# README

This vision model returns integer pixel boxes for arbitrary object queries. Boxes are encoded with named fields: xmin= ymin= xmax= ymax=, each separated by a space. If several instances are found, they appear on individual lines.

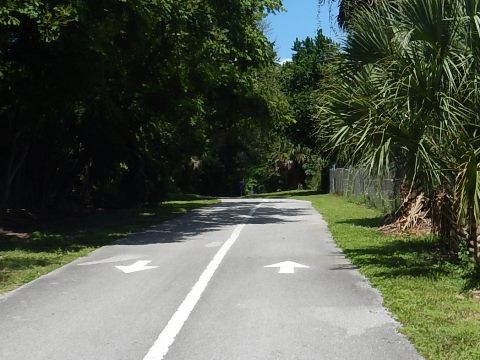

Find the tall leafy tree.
xmin=0 ymin=0 xmax=285 ymax=216
xmin=281 ymin=29 xmax=337 ymax=148
xmin=275 ymin=30 xmax=337 ymax=190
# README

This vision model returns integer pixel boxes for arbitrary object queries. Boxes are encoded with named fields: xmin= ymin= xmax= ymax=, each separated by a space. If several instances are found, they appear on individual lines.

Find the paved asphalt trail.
xmin=0 ymin=199 xmax=422 ymax=360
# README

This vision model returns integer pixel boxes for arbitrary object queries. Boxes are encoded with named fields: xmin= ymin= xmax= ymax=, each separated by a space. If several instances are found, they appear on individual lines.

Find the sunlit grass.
xmin=0 ymin=196 xmax=218 ymax=293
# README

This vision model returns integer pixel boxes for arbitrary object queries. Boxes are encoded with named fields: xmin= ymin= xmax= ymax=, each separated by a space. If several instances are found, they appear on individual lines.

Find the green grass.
xmin=0 ymin=196 xmax=218 ymax=294
xmin=284 ymin=193 xmax=480 ymax=360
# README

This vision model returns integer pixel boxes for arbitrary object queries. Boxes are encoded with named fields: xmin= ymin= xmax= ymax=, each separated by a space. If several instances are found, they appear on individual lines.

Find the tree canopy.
xmin=0 ymin=0 xmax=288 ymax=215
xmin=245 ymin=30 xmax=337 ymax=193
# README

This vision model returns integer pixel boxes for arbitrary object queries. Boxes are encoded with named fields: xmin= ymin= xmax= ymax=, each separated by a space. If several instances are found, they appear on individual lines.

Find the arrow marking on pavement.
xmin=143 ymin=204 xmax=262 ymax=360
xmin=264 ymin=261 xmax=310 ymax=274
xmin=115 ymin=260 xmax=158 ymax=274
xmin=78 ymin=254 xmax=144 ymax=266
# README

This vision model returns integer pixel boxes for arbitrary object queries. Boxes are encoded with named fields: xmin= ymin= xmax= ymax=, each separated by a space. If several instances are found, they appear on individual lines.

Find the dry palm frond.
xmin=379 ymin=193 xmax=431 ymax=235
xmin=402 ymin=193 xmax=429 ymax=230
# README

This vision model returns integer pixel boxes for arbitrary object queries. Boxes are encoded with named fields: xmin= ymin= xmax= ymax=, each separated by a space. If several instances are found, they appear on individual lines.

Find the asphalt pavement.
xmin=0 ymin=198 xmax=422 ymax=360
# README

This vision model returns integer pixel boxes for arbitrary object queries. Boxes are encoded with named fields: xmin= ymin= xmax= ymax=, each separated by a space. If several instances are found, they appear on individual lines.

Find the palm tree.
xmin=317 ymin=0 xmax=480 ymax=261
xmin=319 ymin=0 xmax=384 ymax=28
xmin=272 ymin=140 xmax=311 ymax=190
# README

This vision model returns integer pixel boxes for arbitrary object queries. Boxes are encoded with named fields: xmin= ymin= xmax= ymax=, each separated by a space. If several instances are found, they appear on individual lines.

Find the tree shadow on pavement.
xmin=1 ymin=198 xmax=308 ymax=292
xmin=117 ymin=200 xmax=311 ymax=245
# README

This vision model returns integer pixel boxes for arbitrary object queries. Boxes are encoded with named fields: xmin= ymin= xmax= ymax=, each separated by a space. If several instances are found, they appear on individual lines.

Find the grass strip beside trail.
xmin=0 ymin=196 xmax=218 ymax=294
xmin=253 ymin=191 xmax=480 ymax=360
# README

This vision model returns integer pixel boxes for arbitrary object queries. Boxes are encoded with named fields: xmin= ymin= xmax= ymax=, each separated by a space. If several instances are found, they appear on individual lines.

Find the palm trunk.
xmin=467 ymin=205 xmax=479 ymax=262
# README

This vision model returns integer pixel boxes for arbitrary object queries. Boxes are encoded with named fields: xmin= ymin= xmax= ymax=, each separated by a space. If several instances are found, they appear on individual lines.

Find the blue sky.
xmin=267 ymin=0 xmax=342 ymax=62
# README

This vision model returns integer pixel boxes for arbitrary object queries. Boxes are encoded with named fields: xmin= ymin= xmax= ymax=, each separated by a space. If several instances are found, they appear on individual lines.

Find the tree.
xmin=317 ymin=0 xmax=480 ymax=260
xmin=274 ymin=30 xmax=337 ymax=191
xmin=281 ymin=30 xmax=338 ymax=148
xmin=0 ymin=0 xmax=285 ymax=218
xmin=319 ymin=0 xmax=384 ymax=28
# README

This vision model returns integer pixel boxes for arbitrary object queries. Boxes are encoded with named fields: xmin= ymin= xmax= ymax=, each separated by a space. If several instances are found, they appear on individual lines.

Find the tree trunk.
xmin=0 ymin=134 xmax=29 ymax=225
xmin=468 ymin=205 xmax=479 ymax=262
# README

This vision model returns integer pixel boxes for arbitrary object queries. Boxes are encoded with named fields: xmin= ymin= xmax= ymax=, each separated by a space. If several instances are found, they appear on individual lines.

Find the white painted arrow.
xmin=78 ymin=254 xmax=144 ymax=266
xmin=264 ymin=261 xmax=310 ymax=274
xmin=115 ymin=260 xmax=158 ymax=274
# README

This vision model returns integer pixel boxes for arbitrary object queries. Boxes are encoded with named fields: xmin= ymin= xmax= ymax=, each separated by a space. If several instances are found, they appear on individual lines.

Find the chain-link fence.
xmin=329 ymin=166 xmax=400 ymax=211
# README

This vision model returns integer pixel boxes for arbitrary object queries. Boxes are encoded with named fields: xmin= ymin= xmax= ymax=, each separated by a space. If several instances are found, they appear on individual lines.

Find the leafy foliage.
xmin=318 ymin=0 xmax=383 ymax=28
xmin=317 ymin=0 xmax=480 ymax=260
xmin=0 ymin=0 xmax=286 ymax=216
xmin=247 ymin=30 xmax=338 ymax=193
xmin=281 ymin=30 xmax=338 ymax=148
